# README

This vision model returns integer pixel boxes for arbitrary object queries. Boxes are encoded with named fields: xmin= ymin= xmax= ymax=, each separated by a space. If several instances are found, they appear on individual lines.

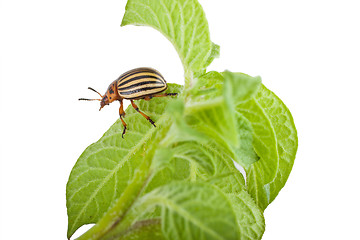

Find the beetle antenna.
xmin=88 ymin=87 xmax=103 ymax=98
xmin=78 ymin=98 xmax=101 ymax=101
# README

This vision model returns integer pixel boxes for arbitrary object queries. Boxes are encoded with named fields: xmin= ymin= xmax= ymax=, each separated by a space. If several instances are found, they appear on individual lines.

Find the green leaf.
xmin=237 ymin=94 xmax=279 ymax=184
xmin=227 ymin=192 xmax=265 ymax=240
xmin=171 ymin=142 xmax=216 ymax=176
xmin=146 ymin=158 xmax=191 ymax=193
xmin=151 ymin=147 xmax=174 ymax=171
xmin=190 ymin=71 xmax=224 ymax=101
xmin=186 ymin=71 xmax=260 ymax=168
xmin=66 ymin=84 xmax=182 ymax=238
xmin=148 ymin=133 xmax=247 ymax=196
xmin=162 ymin=99 xmax=209 ymax=145
xmin=239 ymin=84 xmax=298 ymax=210
xmin=203 ymin=43 xmax=220 ymax=69
xmin=199 ymin=144 xmax=246 ymax=191
xmin=135 ymin=182 xmax=240 ymax=240
xmin=197 ymin=147 xmax=265 ymax=240
xmin=121 ymin=142 xmax=247 ymax=235
xmin=124 ymin=153 xmax=265 ymax=240
xmin=191 ymin=71 xmax=261 ymax=103
xmin=121 ymin=0 xmax=218 ymax=75
xmin=223 ymin=71 xmax=262 ymax=103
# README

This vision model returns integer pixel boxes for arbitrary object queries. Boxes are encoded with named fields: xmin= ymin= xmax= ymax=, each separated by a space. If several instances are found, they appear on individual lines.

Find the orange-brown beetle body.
xmin=79 ymin=67 xmax=177 ymax=137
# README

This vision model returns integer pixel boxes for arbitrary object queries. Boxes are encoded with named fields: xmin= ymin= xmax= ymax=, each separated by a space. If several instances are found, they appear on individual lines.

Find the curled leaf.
xmin=121 ymin=0 xmax=218 ymax=76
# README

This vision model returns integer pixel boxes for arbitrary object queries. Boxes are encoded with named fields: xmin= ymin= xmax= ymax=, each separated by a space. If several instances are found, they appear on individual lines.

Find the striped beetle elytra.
xmin=79 ymin=67 xmax=178 ymax=138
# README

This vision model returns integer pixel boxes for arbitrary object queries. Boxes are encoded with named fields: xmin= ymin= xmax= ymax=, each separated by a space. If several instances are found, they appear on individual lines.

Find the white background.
xmin=1 ymin=0 xmax=359 ymax=239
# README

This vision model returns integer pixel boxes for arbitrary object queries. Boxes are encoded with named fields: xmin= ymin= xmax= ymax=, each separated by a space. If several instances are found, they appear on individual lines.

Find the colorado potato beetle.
xmin=79 ymin=67 xmax=178 ymax=137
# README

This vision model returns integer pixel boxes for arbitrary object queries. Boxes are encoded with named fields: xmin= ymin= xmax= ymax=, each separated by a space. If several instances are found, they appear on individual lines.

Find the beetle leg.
xmin=143 ymin=93 xmax=178 ymax=101
xmin=143 ymin=96 xmax=152 ymax=101
xmin=119 ymin=100 xmax=127 ymax=138
xmin=130 ymin=100 xmax=156 ymax=127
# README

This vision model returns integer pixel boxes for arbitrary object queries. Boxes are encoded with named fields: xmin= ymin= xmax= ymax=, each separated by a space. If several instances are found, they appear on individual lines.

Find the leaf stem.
xmin=105 ymin=219 xmax=162 ymax=240
xmin=184 ymin=69 xmax=193 ymax=90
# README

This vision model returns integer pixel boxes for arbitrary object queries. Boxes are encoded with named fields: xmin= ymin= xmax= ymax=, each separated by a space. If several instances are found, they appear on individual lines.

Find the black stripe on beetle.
xmin=119 ymin=86 xmax=166 ymax=95
xmin=117 ymin=80 xmax=164 ymax=91
xmin=118 ymin=75 xmax=163 ymax=87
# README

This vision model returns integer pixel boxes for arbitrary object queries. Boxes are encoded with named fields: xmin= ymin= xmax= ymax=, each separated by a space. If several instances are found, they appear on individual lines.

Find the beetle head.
xmin=99 ymin=81 xmax=119 ymax=111
xmin=79 ymin=81 xmax=120 ymax=111
xmin=99 ymin=95 xmax=109 ymax=110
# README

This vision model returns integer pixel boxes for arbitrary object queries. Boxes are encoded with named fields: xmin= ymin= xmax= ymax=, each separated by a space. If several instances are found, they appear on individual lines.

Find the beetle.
xmin=79 ymin=67 xmax=178 ymax=138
